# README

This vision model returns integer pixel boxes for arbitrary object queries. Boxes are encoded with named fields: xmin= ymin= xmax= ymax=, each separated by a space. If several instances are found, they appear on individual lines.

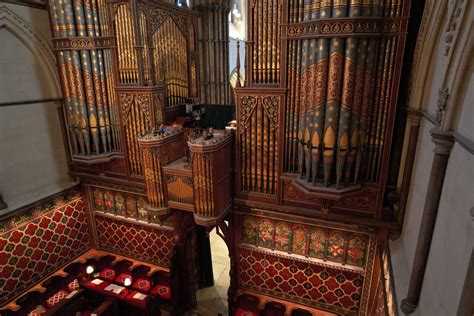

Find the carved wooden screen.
xmin=48 ymin=0 xmax=122 ymax=161
xmin=239 ymin=94 xmax=282 ymax=195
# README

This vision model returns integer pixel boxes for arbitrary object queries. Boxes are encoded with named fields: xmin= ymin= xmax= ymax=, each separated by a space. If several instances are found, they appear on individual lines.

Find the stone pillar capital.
xmin=430 ymin=128 xmax=454 ymax=155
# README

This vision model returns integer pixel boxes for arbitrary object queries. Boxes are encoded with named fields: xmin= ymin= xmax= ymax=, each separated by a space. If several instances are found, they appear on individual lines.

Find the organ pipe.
xmin=48 ymin=0 xmax=119 ymax=161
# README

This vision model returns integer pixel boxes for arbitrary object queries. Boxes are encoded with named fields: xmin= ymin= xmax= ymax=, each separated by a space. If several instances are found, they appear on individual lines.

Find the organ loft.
xmin=1 ymin=0 xmax=473 ymax=316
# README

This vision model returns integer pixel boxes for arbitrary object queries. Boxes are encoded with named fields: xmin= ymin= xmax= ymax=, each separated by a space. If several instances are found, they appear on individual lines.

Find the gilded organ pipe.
xmin=48 ymin=0 xmax=119 ymax=160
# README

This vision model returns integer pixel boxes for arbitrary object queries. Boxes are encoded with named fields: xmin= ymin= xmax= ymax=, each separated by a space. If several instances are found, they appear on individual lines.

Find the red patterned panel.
xmin=95 ymin=215 xmax=175 ymax=267
xmin=0 ymin=195 xmax=91 ymax=305
xmin=238 ymin=248 xmax=363 ymax=314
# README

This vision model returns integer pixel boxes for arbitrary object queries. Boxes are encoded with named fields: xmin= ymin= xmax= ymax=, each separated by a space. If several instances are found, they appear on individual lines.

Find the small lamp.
xmin=86 ymin=265 xmax=94 ymax=274
xmin=123 ymin=277 xmax=132 ymax=287
xmin=86 ymin=265 xmax=94 ymax=280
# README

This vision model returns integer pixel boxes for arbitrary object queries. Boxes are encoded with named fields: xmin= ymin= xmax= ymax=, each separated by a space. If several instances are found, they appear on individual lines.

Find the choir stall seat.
xmin=291 ymin=308 xmax=313 ymax=316
xmin=263 ymin=301 xmax=286 ymax=316
xmin=93 ymin=256 xmax=117 ymax=282
xmin=130 ymin=265 xmax=152 ymax=293
xmin=234 ymin=294 xmax=260 ymax=316
xmin=150 ymin=270 xmax=172 ymax=301
xmin=80 ymin=298 xmax=118 ymax=316
xmin=15 ymin=291 xmax=47 ymax=316
xmin=63 ymin=262 xmax=84 ymax=291
xmin=42 ymin=275 xmax=70 ymax=308
xmin=112 ymin=259 xmax=134 ymax=286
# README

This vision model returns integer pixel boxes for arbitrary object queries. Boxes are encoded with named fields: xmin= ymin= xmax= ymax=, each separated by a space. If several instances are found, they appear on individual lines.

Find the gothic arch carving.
xmin=0 ymin=5 xmax=61 ymax=97
xmin=407 ymin=0 xmax=447 ymax=111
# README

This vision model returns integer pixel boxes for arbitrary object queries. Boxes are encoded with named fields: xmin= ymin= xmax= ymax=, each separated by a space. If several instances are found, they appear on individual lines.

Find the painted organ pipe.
xmin=48 ymin=0 xmax=119 ymax=160
xmin=115 ymin=3 xmax=139 ymax=84
xmin=286 ymin=0 xmax=402 ymax=188
xmin=193 ymin=0 xmax=231 ymax=105
xmin=248 ymin=0 xmax=281 ymax=84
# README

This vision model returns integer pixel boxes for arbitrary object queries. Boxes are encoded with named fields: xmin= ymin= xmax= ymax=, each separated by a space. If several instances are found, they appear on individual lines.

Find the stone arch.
xmin=407 ymin=0 xmax=447 ymax=111
xmin=0 ymin=5 xmax=61 ymax=97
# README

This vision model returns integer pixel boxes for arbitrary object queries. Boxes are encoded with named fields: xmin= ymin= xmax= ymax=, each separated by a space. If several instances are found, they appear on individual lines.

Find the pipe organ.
xmin=236 ymin=0 xmax=410 ymax=216
xmin=41 ymin=0 xmax=417 ymax=314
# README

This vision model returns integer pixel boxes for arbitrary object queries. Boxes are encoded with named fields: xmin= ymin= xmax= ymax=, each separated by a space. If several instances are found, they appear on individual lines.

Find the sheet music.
xmin=91 ymin=279 xmax=103 ymax=285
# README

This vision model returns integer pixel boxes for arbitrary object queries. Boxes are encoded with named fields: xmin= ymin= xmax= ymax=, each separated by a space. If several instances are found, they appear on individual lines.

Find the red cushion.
xmin=84 ymin=279 xmax=129 ymax=299
xmin=115 ymin=273 xmax=132 ymax=286
xmin=68 ymin=278 xmax=80 ymax=291
xmin=151 ymin=284 xmax=171 ymax=300
xmin=28 ymin=305 xmax=47 ymax=316
xmin=235 ymin=308 xmax=258 ymax=316
xmin=99 ymin=268 xmax=116 ymax=282
xmin=132 ymin=278 xmax=151 ymax=293
xmin=125 ymin=290 xmax=149 ymax=310
xmin=46 ymin=289 xmax=69 ymax=308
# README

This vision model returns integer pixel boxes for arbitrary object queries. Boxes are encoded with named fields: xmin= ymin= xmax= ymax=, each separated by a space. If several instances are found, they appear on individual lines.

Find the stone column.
xmin=394 ymin=111 xmax=421 ymax=236
xmin=401 ymin=128 xmax=454 ymax=314
xmin=192 ymin=0 xmax=231 ymax=105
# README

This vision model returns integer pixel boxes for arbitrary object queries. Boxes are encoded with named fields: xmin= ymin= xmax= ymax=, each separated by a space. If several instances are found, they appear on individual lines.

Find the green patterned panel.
xmin=291 ymin=224 xmax=307 ymax=255
xmin=274 ymin=221 xmax=291 ymax=252
xmin=257 ymin=219 xmax=273 ymax=248
xmin=309 ymin=227 xmax=327 ymax=260
xmin=126 ymin=196 xmax=137 ymax=217
xmin=114 ymin=193 xmax=125 ymax=216
xmin=346 ymin=234 xmax=368 ymax=267
xmin=104 ymin=191 xmax=115 ymax=213
xmin=242 ymin=215 xmax=258 ymax=245
xmin=327 ymin=231 xmax=345 ymax=263
xmin=93 ymin=189 xmax=104 ymax=211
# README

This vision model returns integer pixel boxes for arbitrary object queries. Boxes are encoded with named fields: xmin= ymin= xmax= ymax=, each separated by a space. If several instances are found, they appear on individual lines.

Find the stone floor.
xmin=185 ymin=228 xmax=230 ymax=316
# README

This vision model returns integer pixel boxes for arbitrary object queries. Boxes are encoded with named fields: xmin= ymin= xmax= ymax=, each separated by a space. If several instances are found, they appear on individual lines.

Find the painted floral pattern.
xmin=274 ymin=221 xmax=291 ymax=252
xmin=115 ymin=194 xmax=125 ymax=215
xmin=93 ymin=189 xmax=104 ymax=211
xmin=126 ymin=196 xmax=137 ymax=217
xmin=104 ymin=191 xmax=114 ymax=213
xmin=310 ymin=227 xmax=327 ymax=259
xmin=346 ymin=234 xmax=368 ymax=266
xmin=292 ymin=225 xmax=307 ymax=255
xmin=327 ymin=232 xmax=345 ymax=262
xmin=242 ymin=216 xmax=258 ymax=245
xmin=258 ymin=219 xmax=273 ymax=248
xmin=137 ymin=198 xmax=148 ymax=220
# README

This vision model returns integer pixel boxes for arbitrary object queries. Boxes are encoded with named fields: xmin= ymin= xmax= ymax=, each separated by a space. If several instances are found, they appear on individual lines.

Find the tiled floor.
xmin=188 ymin=228 xmax=230 ymax=315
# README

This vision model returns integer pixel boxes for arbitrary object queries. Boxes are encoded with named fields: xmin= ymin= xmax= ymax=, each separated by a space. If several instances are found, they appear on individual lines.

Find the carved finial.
xmin=435 ymin=85 xmax=449 ymax=126
xmin=236 ymin=41 xmax=241 ymax=88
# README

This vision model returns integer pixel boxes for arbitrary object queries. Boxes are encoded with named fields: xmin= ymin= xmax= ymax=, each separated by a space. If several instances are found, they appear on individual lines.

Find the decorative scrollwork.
xmin=262 ymin=96 xmax=279 ymax=131
xmin=119 ymin=93 xmax=134 ymax=124
xmin=286 ymin=18 xmax=405 ymax=39
xmin=52 ymin=37 xmax=115 ymax=50
xmin=240 ymin=96 xmax=257 ymax=132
